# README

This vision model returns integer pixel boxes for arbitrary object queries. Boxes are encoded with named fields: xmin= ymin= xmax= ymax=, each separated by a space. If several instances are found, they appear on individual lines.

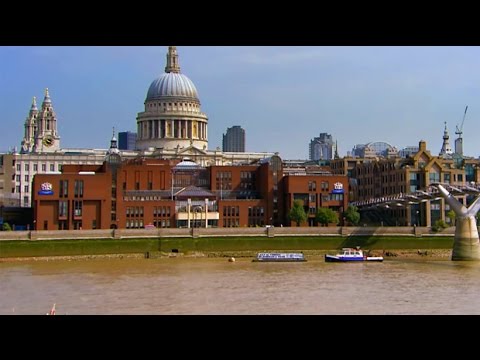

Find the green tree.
xmin=316 ymin=208 xmax=339 ymax=226
xmin=446 ymin=210 xmax=456 ymax=226
xmin=432 ymin=219 xmax=448 ymax=232
xmin=343 ymin=205 xmax=360 ymax=226
xmin=288 ymin=200 xmax=307 ymax=227
xmin=2 ymin=222 xmax=12 ymax=231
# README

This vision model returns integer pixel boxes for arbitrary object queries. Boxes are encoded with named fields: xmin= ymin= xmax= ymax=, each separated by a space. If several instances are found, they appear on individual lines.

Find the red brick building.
xmin=32 ymin=155 xmax=348 ymax=230
xmin=283 ymin=174 xmax=349 ymax=226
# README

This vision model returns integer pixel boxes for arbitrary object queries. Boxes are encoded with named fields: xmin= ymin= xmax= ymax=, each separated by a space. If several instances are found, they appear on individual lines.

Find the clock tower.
xmin=32 ymin=88 xmax=61 ymax=153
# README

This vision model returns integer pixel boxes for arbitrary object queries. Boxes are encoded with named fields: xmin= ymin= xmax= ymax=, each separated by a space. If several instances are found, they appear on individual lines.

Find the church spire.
xmin=439 ymin=121 xmax=453 ymax=157
xmin=165 ymin=46 xmax=181 ymax=74
xmin=106 ymin=126 xmax=121 ymax=162
xmin=43 ymin=88 xmax=51 ymax=104
xmin=110 ymin=127 xmax=118 ymax=149
xmin=31 ymin=96 xmax=38 ymax=111
xmin=21 ymin=96 xmax=39 ymax=153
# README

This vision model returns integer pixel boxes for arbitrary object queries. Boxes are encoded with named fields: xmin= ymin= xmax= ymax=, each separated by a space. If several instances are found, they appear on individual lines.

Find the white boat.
xmin=253 ymin=252 xmax=306 ymax=262
xmin=325 ymin=248 xmax=383 ymax=262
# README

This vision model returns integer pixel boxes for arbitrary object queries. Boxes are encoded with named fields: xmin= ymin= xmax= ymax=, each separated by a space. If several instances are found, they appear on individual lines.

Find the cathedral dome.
xmin=136 ymin=46 xmax=208 ymax=152
xmin=145 ymin=46 xmax=199 ymax=102
xmin=146 ymin=72 xmax=198 ymax=101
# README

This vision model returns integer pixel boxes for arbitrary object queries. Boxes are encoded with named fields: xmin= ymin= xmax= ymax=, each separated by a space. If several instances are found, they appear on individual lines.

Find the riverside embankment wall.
xmin=0 ymin=226 xmax=457 ymax=242
xmin=0 ymin=226 xmax=459 ymax=258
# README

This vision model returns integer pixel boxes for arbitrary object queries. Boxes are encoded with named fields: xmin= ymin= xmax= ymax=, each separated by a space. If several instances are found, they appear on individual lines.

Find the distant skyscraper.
xmin=223 ymin=126 xmax=245 ymax=152
xmin=398 ymin=146 xmax=419 ymax=158
xmin=119 ymin=131 xmax=137 ymax=150
xmin=309 ymin=133 xmax=334 ymax=161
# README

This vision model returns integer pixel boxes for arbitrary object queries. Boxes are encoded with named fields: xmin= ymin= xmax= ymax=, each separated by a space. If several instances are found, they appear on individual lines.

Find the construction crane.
xmin=454 ymin=105 xmax=468 ymax=156
xmin=455 ymin=105 xmax=468 ymax=137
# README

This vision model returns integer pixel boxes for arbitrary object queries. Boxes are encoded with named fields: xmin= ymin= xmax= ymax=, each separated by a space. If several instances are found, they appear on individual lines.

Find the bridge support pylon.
xmin=452 ymin=216 xmax=480 ymax=260
xmin=436 ymin=184 xmax=480 ymax=261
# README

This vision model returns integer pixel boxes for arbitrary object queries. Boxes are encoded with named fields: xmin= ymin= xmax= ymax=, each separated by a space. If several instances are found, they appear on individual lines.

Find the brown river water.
xmin=1 ymin=256 xmax=480 ymax=315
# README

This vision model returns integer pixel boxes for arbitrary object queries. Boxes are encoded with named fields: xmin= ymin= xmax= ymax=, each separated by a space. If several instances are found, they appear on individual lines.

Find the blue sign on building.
xmin=38 ymin=182 xmax=54 ymax=195
xmin=332 ymin=182 xmax=344 ymax=194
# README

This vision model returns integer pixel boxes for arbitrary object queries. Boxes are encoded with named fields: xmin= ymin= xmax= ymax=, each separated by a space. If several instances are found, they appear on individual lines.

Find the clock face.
xmin=43 ymin=136 xmax=54 ymax=147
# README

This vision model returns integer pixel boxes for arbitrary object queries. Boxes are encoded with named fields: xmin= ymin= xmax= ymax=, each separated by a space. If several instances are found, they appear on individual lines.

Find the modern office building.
xmin=309 ymin=133 xmax=334 ymax=161
xmin=118 ymin=131 xmax=137 ymax=150
xmin=222 ymin=126 xmax=245 ymax=152
xmin=398 ymin=146 xmax=419 ymax=158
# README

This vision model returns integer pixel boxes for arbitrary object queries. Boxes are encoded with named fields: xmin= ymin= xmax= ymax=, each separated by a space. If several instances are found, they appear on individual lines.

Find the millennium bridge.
xmin=352 ymin=183 xmax=480 ymax=261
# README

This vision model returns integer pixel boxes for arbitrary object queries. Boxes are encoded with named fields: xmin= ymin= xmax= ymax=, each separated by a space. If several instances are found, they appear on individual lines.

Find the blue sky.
xmin=1 ymin=46 xmax=479 ymax=159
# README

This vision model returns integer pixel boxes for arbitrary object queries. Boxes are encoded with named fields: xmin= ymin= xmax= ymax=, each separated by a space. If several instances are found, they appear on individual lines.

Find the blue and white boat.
xmin=325 ymin=248 xmax=383 ymax=262
xmin=253 ymin=252 xmax=306 ymax=262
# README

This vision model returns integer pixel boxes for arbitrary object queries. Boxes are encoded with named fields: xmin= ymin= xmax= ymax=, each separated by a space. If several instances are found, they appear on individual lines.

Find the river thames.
xmin=1 ymin=256 xmax=479 ymax=315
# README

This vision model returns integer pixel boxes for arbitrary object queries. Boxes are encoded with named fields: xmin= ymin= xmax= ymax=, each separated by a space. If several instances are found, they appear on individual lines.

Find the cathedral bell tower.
xmin=33 ymin=88 xmax=61 ymax=153
xmin=21 ymin=96 xmax=38 ymax=153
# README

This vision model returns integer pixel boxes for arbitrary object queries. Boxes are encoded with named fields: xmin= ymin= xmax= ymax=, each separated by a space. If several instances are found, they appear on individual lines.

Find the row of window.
xmin=57 ymin=200 xmax=84 ymax=217
xmin=248 ymin=206 xmax=264 ymax=217
xmin=15 ymin=185 xmax=29 ymax=193
xmin=240 ymin=171 xmax=255 ymax=180
xmin=153 ymin=219 xmax=171 ymax=228
xmin=59 ymin=180 xmax=84 ymax=198
xmin=147 ymin=101 xmax=199 ymax=110
xmin=359 ymin=174 xmax=407 ymax=183
xmin=239 ymin=182 xmax=255 ymax=190
xmin=15 ymin=175 xmax=30 ymax=182
xmin=126 ymin=219 xmax=145 ymax=229
xmin=358 ymin=187 xmax=406 ymax=197
xmin=216 ymin=172 xmax=232 ymax=181
xmin=58 ymin=220 xmax=96 ymax=230
xmin=297 ymin=194 xmax=345 ymax=204
xmin=123 ymin=195 xmax=166 ymax=202
xmin=126 ymin=206 xmax=144 ymax=217
xmin=16 ymin=163 xmax=59 ymax=172
xmin=216 ymin=181 xmax=233 ymax=190
xmin=307 ymin=181 xmax=333 ymax=191
xmin=126 ymin=219 xmax=176 ymax=228
xmin=223 ymin=219 xmax=240 ymax=227
xmin=356 ymin=163 xmax=397 ymax=175
xmin=153 ymin=206 xmax=171 ymax=217
xmin=248 ymin=219 xmax=265 ymax=227
xmin=223 ymin=206 xmax=239 ymax=217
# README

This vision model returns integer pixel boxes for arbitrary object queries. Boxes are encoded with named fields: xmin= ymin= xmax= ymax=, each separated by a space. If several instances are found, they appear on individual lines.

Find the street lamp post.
xmin=416 ymin=210 xmax=420 ymax=227
xmin=194 ymin=207 xmax=199 ymax=228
